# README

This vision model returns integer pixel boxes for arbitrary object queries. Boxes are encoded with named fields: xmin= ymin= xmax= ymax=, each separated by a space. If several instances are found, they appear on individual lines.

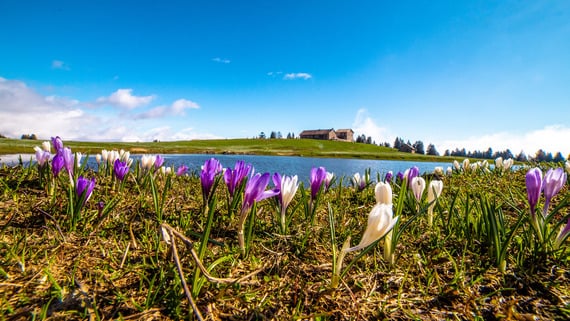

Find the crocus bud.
xmin=434 ymin=167 xmax=443 ymax=176
xmin=176 ymin=164 xmax=188 ymax=176
xmin=51 ymin=136 xmax=63 ymax=153
xmin=525 ymin=168 xmax=543 ymax=216
xmin=309 ymin=167 xmax=326 ymax=200
xmin=374 ymin=182 xmax=392 ymax=205
xmin=155 ymin=155 xmax=165 ymax=169
xmin=101 ymin=150 xmax=109 ymax=163
xmin=114 ymin=159 xmax=130 ymax=181
xmin=76 ymin=176 xmax=96 ymax=205
xmin=384 ymin=171 xmax=393 ymax=183
xmin=542 ymin=168 xmax=567 ymax=217
xmin=280 ymin=175 xmax=298 ymax=210
xmin=411 ymin=177 xmax=426 ymax=202
xmin=462 ymin=159 xmax=470 ymax=171
xmin=453 ymin=160 xmax=460 ymax=171
xmin=41 ymin=141 xmax=51 ymax=153
xmin=495 ymin=157 xmax=503 ymax=170
xmin=325 ymin=171 xmax=334 ymax=191
xmin=141 ymin=155 xmax=155 ymax=171
xmin=427 ymin=180 xmax=443 ymax=226
xmin=503 ymin=158 xmax=513 ymax=170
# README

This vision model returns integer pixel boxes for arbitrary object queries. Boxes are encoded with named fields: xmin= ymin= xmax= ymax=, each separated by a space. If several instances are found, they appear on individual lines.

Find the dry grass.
xmin=1 ymin=163 xmax=570 ymax=320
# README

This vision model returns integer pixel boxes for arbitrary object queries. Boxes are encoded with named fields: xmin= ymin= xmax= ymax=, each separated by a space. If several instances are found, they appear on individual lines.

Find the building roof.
xmin=299 ymin=129 xmax=335 ymax=136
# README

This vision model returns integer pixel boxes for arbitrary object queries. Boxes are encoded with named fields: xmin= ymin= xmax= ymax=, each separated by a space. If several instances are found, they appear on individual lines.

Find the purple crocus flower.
xmin=114 ymin=159 xmax=130 ymax=181
xmin=224 ymin=160 xmax=252 ymax=197
xmin=396 ymin=171 xmax=404 ymax=182
xmin=201 ymin=158 xmax=222 ymax=201
xmin=154 ymin=155 xmax=164 ymax=169
xmin=525 ymin=168 xmax=543 ymax=216
xmin=385 ymin=171 xmax=393 ymax=183
xmin=405 ymin=166 xmax=419 ymax=187
xmin=34 ymin=147 xmax=50 ymax=167
xmin=76 ymin=176 xmax=96 ymax=205
xmin=176 ymin=164 xmax=188 ymax=176
xmin=543 ymin=168 xmax=567 ymax=216
xmin=241 ymin=172 xmax=279 ymax=215
xmin=51 ymin=136 xmax=64 ymax=153
xmin=52 ymin=153 xmax=64 ymax=177
xmin=61 ymin=147 xmax=74 ymax=177
xmin=309 ymin=166 xmax=326 ymax=200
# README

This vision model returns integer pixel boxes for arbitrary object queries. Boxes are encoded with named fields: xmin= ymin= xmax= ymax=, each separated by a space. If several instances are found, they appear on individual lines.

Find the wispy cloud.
xmin=212 ymin=57 xmax=231 ymax=64
xmin=171 ymin=99 xmax=199 ymax=115
xmin=96 ymin=89 xmax=155 ymax=109
xmin=134 ymin=98 xmax=199 ymax=119
xmin=352 ymin=108 xmax=392 ymax=144
xmin=283 ymin=72 xmax=312 ymax=80
xmin=51 ymin=60 xmax=70 ymax=70
xmin=267 ymin=71 xmax=283 ymax=77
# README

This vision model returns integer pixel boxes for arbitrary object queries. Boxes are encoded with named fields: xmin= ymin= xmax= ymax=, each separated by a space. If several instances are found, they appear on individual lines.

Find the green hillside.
xmin=0 ymin=138 xmax=452 ymax=162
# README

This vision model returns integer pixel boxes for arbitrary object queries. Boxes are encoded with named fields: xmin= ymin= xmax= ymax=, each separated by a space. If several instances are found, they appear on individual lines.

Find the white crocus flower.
xmin=374 ymin=182 xmax=392 ymax=205
xmin=503 ymin=158 xmax=513 ymax=170
xmin=345 ymin=203 xmax=398 ymax=253
xmin=280 ymin=175 xmax=299 ymax=211
xmin=141 ymin=155 xmax=155 ymax=171
xmin=495 ymin=157 xmax=504 ymax=170
xmin=101 ymin=149 xmax=109 ymax=163
xmin=411 ymin=176 xmax=426 ymax=203
xmin=565 ymin=161 xmax=570 ymax=174
xmin=95 ymin=154 xmax=102 ymax=165
xmin=434 ymin=166 xmax=444 ymax=176
xmin=427 ymin=180 xmax=444 ymax=226
xmin=446 ymin=166 xmax=453 ymax=176
xmin=462 ymin=158 xmax=470 ymax=172
xmin=41 ymin=141 xmax=51 ymax=153
xmin=453 ymin=160 xmax=461 ymax=171
xmin=278 ymin=175 xmax=299 ymax=232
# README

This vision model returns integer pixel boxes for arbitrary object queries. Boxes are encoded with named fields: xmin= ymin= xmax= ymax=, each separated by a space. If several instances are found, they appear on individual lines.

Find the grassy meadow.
xmin=1 ymin=139 xmax=570 ymax=320
xmin=0 ymin=138 xmax=447 ymax=162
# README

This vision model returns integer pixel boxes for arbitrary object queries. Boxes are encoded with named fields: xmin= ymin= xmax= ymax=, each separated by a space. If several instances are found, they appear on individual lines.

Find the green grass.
xmin=0 ymin=137 xmax=452 ymax=162
xmin=1 ymin=146 xmax=569 ymax=320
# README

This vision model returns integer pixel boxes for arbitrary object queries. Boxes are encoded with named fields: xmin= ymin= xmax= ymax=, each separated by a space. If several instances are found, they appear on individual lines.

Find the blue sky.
xmin=1 ymin=0 xmax=569 ymax=157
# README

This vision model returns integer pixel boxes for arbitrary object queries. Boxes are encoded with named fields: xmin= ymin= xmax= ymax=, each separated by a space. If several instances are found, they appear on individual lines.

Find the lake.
xmin=1 ymin=153 xmax=451 ymax=183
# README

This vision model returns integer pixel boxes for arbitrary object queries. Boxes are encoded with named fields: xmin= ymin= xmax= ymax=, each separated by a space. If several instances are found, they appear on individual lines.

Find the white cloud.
xmin=51 ymin=60 xmax=70 ymax=70
xmin=96 ymin=89 xmax=155 ymax=109
xmin=134 ymin=99 xmax=199 ymax=119
xmin=437 ymin=125 xmax=570 ymax=158
xmin=171 ymin=99 xmax=199 ymax=115
xmin=212 ymin=57 xmax=231 ymax=64
xmin=352 ymin=108 xmax=392 ymax=144
xmin=134 ymin=106 xmax=168 ymax=119
xmin=283 ymin=72 xmax=312 ymax=80
xmin=0 ymin=77 xmax=211 ymax=143
xmin=0 ymin=77 xmax=96 ymax=140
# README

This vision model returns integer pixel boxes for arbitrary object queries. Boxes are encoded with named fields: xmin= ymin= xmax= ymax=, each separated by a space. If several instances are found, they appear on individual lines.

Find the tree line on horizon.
xmin=257 ymin=131 xmax=567 ymax=163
